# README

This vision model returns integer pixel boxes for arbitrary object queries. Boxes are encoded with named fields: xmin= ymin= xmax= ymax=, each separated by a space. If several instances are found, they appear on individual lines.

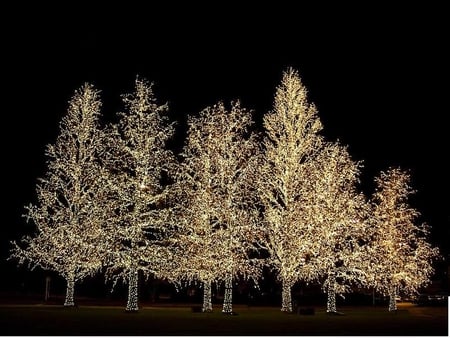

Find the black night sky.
xmin=1 ymin=3 xmax=448 ymax=294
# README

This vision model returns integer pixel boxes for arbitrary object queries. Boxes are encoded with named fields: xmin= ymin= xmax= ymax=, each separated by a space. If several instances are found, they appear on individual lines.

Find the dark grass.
xmin=0 ymin=303 xmax=447 ymax=335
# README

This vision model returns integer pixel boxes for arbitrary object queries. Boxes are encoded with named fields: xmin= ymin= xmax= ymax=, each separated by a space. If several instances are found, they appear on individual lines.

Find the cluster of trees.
xmin=10 ymin=69 xmax=439 ymax=313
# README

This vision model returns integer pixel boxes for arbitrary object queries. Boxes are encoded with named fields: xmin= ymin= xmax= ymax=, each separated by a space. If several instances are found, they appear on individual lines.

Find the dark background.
xmin=1 ymin=3 xmax=448 ymax=298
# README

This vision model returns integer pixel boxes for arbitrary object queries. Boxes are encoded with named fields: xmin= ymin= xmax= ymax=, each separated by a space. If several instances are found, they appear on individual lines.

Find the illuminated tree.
xmin=101 ymin=78 xmax=175 ymax=312
xmin=305 ymin=142 xmax=371 ymax=313
xmin=171 ymin=102 xmax=261 ymax=313
xmin=370 ymin=168 xmax=439 ymax=311
xmin=257 ymin=68 xmax=324 ymax=312
xmin=10 ymin=84 xmax=105 ymax=306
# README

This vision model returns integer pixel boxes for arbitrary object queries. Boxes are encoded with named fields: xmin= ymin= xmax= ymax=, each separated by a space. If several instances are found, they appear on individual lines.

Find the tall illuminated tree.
xmin=171 ymin=102 xmax=261 ymax=313
xmin=10 ymin=84 xmax=105 ymax=306
xmin=209 ymin=102 xmax=262 ymax=314
xmin=370 ymin=168 xmax=439 ymax=311
xmin=169 ymin=112 xmax=224 ymax=312
xmin=305 ymin=142 xmax=371 ymax=313
xmin=258 ymin=68 xmax=324 ymax=312
xmin=101 ymin=78 xmax=175 ymax=312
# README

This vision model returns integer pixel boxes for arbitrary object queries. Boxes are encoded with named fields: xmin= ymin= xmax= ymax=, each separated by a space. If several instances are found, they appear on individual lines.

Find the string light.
xmin=326 ymin=285 xmax=337 ymax=313
xmin=169 ymin=101 xmax=262 ymax=314
xmin=126 ymin=268 xmax=139 ymax=312
xmin=10 ymin=70 xmax=439 ymax=316
xmin=281 ymin=280 xmax=294 ymax=312
xmin=101 ymin=77 xmax=176 ymax=312
xmin=64 ymin=272 xmax=75 ymax=307
xmin=10 ymin=84 xmax=105 ymax=307
xmin=258 ymin=68 xmax=325 ymax=312
xmin=202 ymin=282 xmax=212 ymax=312
xmin=306 ymin=142 xmax=371 ymax=313
xmin=370 ymin=168 xmax=439 ymax=312
xmin=222 ymin=273 xmax=233 ymax=314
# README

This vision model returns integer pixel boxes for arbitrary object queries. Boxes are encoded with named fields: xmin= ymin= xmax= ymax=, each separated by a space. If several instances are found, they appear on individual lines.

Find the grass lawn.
xmin=0 ymin=302 xmax=447 ymax=335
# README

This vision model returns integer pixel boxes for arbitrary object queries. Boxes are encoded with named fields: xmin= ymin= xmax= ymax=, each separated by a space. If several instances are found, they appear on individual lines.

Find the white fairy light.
xmin=169 ymin=101 xmax=262 ymax=314
xmin=202 ymin=282 xmax=212 ymax=312
xmin=258 ymin=68 xmax=325 ymax=312
xmin=10 ymin=70 xmax=439 ymax=318
xmin=10 ymin=84 xmax=105 ymax=307
xmin=126 ymin=268 xmax=139 ymax=311
xmin=369 ymin=168 xmax=439 ymax=312
xmin=101 ymin=77 xmax=176 ymax=312
xmin=326 ymin=282 xmax=337 ymax=313
xmin=306 ymin=142 xmax=371 ymax=313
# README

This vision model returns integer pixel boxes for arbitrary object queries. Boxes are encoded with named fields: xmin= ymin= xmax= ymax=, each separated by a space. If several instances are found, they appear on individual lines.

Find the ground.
xmin=0 ymin=302 xmax=447 ymax=335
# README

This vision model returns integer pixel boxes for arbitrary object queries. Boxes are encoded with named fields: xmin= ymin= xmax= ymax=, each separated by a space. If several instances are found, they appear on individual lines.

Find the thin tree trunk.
xmin=202 ymin=281 xmax=212 ymax=312
xmin=281 ymin=278 xmax=293 ymax=312
xmin=326 ymin=273 xmax=337 ymax=313
xmin=126 ymin=268 xmax=139 ymax=312
xmin=64 ymin=272 xmax=75 ymax=307
xmin=388 ymin=285 xmax=397 ymax=312
xmin=222 ymin=273 xmax=233 ymax=313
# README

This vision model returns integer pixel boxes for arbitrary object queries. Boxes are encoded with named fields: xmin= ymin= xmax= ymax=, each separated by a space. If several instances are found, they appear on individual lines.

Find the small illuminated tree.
xmin=10 ymin=84 xmax=105 ymax=306
xmin=258 ymin=68 xmax=324 ymax=312
xmin=370 ymin=168 xmax=439 ymax=311
xmin=171 ymin=102 xmax=261 ymax=313
xmin=305 ymin=142 xmax=371 ymax=313
xmin=101 ymin=78 xmax=175 ymax=312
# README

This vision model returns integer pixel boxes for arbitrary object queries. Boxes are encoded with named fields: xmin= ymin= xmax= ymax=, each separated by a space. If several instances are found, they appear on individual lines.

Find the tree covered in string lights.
xmin=369 ymin=168 xmax=439 ymax=311
xmin=171 ymin=101 xmax=262 ymax=313
xmin=101 ymin=78 xmax=176 ymax=312
xmin=168 ymin=108 xmax=225 ymax=312
xmin=305 ymin=142 xmax=371 ymax=313
xmin=257 ymin=68 xmax=325 ymax=312
xmin=9 ymin=69 xmax=441 ymax=316
xmin=10 ymin=84 xmax=106 ymax=306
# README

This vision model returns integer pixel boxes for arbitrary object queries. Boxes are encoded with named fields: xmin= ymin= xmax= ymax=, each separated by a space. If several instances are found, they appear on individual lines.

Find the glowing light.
xmin=388 ymin=286 xmax=397 ymax=312
xmin=326 ymin=274 xmax=337 ymax=313
xmin=202 ymin=281 xmax=212 ymax=312
xmin=10 ymin=84 xmax=105 ymax=307
xmin=126 ymin=268 xmax=139 ymax=312
xmin=169 ymin=101 xmax=262 ymax=313
xmin=369 ymin=168 xmax=439 ymax=312
xmin=64 ymin=273 xmax=75 ymax=307
xmin=306 ymin=142 xmax=371 ymax=313
xmin=10 ymin=70 xmax=439 ymax=316
xmin=102 ymin=77 xmax=176 ymax=311
xmin=222 ymin=273 xmax=233 ymax=314
xmin=281 ymin=280 xmax=293 ymax=312
xmin=258 ymin=68 xmax=325 ymax=312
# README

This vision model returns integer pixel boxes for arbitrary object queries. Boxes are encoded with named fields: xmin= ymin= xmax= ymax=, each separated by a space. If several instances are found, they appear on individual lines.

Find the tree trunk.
xmin=222 ymin=273 xmax=233 ymax=313
xmin=388 ymin=285 xmax=397 ymax=312
xmin=326 ymin=273 xmax=337 ymax=313
xmin=202 ymin=281 xmax=212 ymax=312
xmin=281 ymin=278 xmax=293 ymax=312
xmin=64 ymin=273 xmax=75 ymax=307
xmin=126 ymin=268 xmax=139 ymax=312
